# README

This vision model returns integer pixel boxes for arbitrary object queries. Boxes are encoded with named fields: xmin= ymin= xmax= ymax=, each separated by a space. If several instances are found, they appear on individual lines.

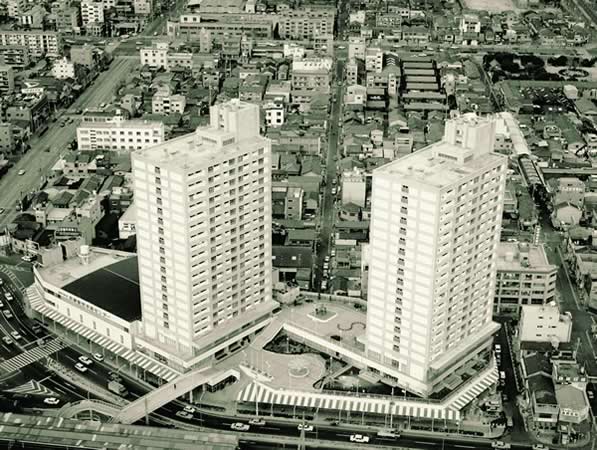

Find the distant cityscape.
xmin=0 ymin=0 xmax=596 ymax=448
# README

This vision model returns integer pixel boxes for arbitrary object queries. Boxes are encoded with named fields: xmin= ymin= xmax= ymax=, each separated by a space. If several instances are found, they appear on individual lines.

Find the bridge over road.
xmin=112 ymin=368 xmax=240 ymax=424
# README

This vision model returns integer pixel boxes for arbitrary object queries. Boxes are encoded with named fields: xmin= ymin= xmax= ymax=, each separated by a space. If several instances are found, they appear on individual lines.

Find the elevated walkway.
xmin=112 ymin=368 xmax=240 ymax=424
xmin=58 ymin=399 xmax=121 ymax=419
xmin=250 ymin=319 xmax=284 ymax=349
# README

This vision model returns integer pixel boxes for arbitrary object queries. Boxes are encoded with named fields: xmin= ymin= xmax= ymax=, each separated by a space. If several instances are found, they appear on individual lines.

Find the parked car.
xmin=492 ymin=442 xmax=511 ymax=449
xmin=5 ymin=293 xmax=13 ymax=301
xmin=10 ymin=331 xmax=21 ymax=340
xmin=92 ymin=353 xmax=104 ymax=362
xmin=31 ymin=325 xmax=43 ymax=335
xmin=0 ymin=208 xmax=4 ymax=214
xmin=350 ymin=434 xmax=370 ymax=443
xmin=297 ymin=424 xmax=313 ymax=432
xmin=532 ymin=445 xmax=549 ymax=450
xmin=78 ymin=355 xmax=93 ymax=366
xmin=183 ymin=405 xmax=196 ymax=414
xmin=17 ymin=169 xmax=25 ymax=175
xmin=2 ymin=336 xmax=13 ymax=345
xmin=3 ymin=310 xmax=13 ymax=319
xmin=230 ymin=422 xmax=250 ymax=431
xmin=43 ymin=397 xmax=60 ymax=405
xmin=74 ymin=362 xmax=88 ymax=373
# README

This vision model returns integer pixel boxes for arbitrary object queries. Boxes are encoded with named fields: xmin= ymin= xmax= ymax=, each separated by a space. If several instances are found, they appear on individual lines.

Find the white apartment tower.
xmin=132 ymin=100 xmax=276 ymax=365
xmin=366 ymin=114 xmax=507 ymax=395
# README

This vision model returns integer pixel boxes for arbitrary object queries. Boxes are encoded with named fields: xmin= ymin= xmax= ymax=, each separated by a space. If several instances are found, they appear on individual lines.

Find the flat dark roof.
xmin=63 ymin=257 xmax=141 ymax=322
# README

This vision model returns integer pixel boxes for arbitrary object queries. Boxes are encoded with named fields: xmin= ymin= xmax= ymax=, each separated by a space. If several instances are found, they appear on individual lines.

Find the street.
xmin=315 ymin=60 xmax=345 ymax=291
xmin=0 ymin=57 xmax=138 ymax=228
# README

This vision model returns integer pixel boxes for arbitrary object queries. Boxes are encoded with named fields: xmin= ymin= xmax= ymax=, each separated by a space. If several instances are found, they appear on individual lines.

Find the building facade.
xmin=519 ymin=304 xmax=572 ymax=343
xmin=494 ymin=242 xmax=558 ymax=315
xmin=132 ymin=99 xmax=277 ymax=367
xmin=0 ymin=31 xmax=61 ymax=57
xmin=77 ymin=120 xmax=165 ymax=151
xmin=52 ymin=57 xmax=76 ymax=80
xmin=0 ymin=64 xmax=15 ymax=94
xmin=366 ymin=114 xmax=507 ymax=395
xmin=279 ymin=7 xmax=335 ymax=40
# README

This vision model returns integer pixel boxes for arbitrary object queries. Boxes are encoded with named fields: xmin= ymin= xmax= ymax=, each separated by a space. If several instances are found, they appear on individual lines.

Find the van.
xmin=377 ymin=429 xmax=400 ymax=438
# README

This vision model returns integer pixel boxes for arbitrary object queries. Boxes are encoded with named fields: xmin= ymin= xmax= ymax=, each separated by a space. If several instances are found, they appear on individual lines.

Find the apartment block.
xmin=0 ymin=31 xmax=61 ymax=57
xmin=81 ymin=1 xmax=105 ymax=25
xmin=365 ymin=47 xmax=383 ymax=73
xmin=52 ymin=3 xmax=81 ymax=33
xmin=52 ymin=57 xmax=76 ymax=80
xmin=0 ymin=45 xmax=30 ymax=68
xmin=152 ymin=92 xmax=186 ymax=115
xmin=366 ymin=114 xmax=507 ymax=395
xmin=169 ymin=15 xmax=272 ymax=41
xmin=132 ymin=100 xmax=276 ymax=366
xmin=291 ymin=58 xmax=332 ymax=111
xmin=0 ymin=122 xmax=15 ymax=153
xmin=279 ymin=6 xmax=335 ymax=40
xmin=494 ymin=242 xmax=557 ymax=315
xmin=77 ymin=120 xmax=165 ymax=151
xmin=133 ymin=0 xmax=152 ymax=15
xmin=0 ymin=65 xmax=15 ymax=94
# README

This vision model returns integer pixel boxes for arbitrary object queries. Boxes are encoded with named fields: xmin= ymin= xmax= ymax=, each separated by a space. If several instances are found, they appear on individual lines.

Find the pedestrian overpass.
xmin=111 ymin=368 xmax=240 ymax=424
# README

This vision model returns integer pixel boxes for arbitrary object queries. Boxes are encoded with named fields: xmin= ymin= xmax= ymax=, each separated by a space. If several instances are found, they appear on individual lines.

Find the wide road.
xmin=0 ymin=57 xmax=138 ymax=228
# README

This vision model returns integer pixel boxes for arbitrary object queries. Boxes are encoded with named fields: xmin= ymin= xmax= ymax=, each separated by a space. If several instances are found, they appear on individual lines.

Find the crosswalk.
xmin=5 ymin=379 xmax=56 ymax=396
xmin=0 ymin=264 xmax=27 ymax=292
xmin=0 ymin=338 xmax=70 ymax=374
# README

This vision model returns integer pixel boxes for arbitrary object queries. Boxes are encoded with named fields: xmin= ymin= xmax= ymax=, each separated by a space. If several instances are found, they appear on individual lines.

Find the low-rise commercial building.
xmin=519 ymin=304 xmax=572 ymax=343
xmin=494 ymin=242 xmax=557 ymax=315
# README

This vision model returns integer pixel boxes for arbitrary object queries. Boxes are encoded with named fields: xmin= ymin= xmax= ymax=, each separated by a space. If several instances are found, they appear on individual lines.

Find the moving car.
xmin=2 ymin=336 xmax=13 ymax=345
xmin=230 ymin=422 xmax=250 ymax=431
xmin=492 ymin=442 xmax=511 ymax=449
xmin=74 ymin=362 xmax=88 ymax=372
xmin=78 ymin=355 xmax=93 ymax=366
xmin=3 ymin=310 xmax=13 ymax=319
xmin=17 ymin=169 xmax=25 ymax=176
xmin=183 ymin=405 xmax=196 ymax=414
xmin=248 ymin=418 xmax=265 ymax=426
xmin=5 ymin=293 xmax=13 ymax=301
xmin=350 ymin=434 xmax=370 ymax=443
xmin=297 ymin=424 xmax=314 ymax=432
xmin=10 ymin=331 xmax=21 ymax=340
xmin=377 ymin=429 xmax=400 ymax=438
xmin=0 ymin=208 xmax=4 ymax=214
xmin=92 ymin=353 xmax=104 ymax=362
xmin=532 ymin=445 xmax=549 ymax=450
xmin=176 ymin=410 xmax=193 ymax=420
xmin=43 ymin=397 xmax=60 ymax=406
xmin=32 ymin=324 xmax=43 ymax=335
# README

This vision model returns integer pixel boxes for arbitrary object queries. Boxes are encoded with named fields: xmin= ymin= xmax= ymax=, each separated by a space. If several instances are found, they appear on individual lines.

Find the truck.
xmin=108 ymin=381 xmax=128 ymax=397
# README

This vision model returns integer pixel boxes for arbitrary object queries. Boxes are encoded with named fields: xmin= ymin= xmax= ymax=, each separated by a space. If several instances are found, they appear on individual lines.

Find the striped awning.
xmin=237 ymin=382 xmax=460 ymax=421
xmin=33 ymin=302 xmax=181 ymax=382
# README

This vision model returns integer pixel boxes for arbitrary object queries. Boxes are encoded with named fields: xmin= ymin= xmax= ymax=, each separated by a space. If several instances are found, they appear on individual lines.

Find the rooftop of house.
xmin=528 ymin=374 xmax=557 ymax=405
xmin=496 ymin=242 xmax=554 ymax=271
xmin=555 ymin=384 xmax=587 ymax=411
